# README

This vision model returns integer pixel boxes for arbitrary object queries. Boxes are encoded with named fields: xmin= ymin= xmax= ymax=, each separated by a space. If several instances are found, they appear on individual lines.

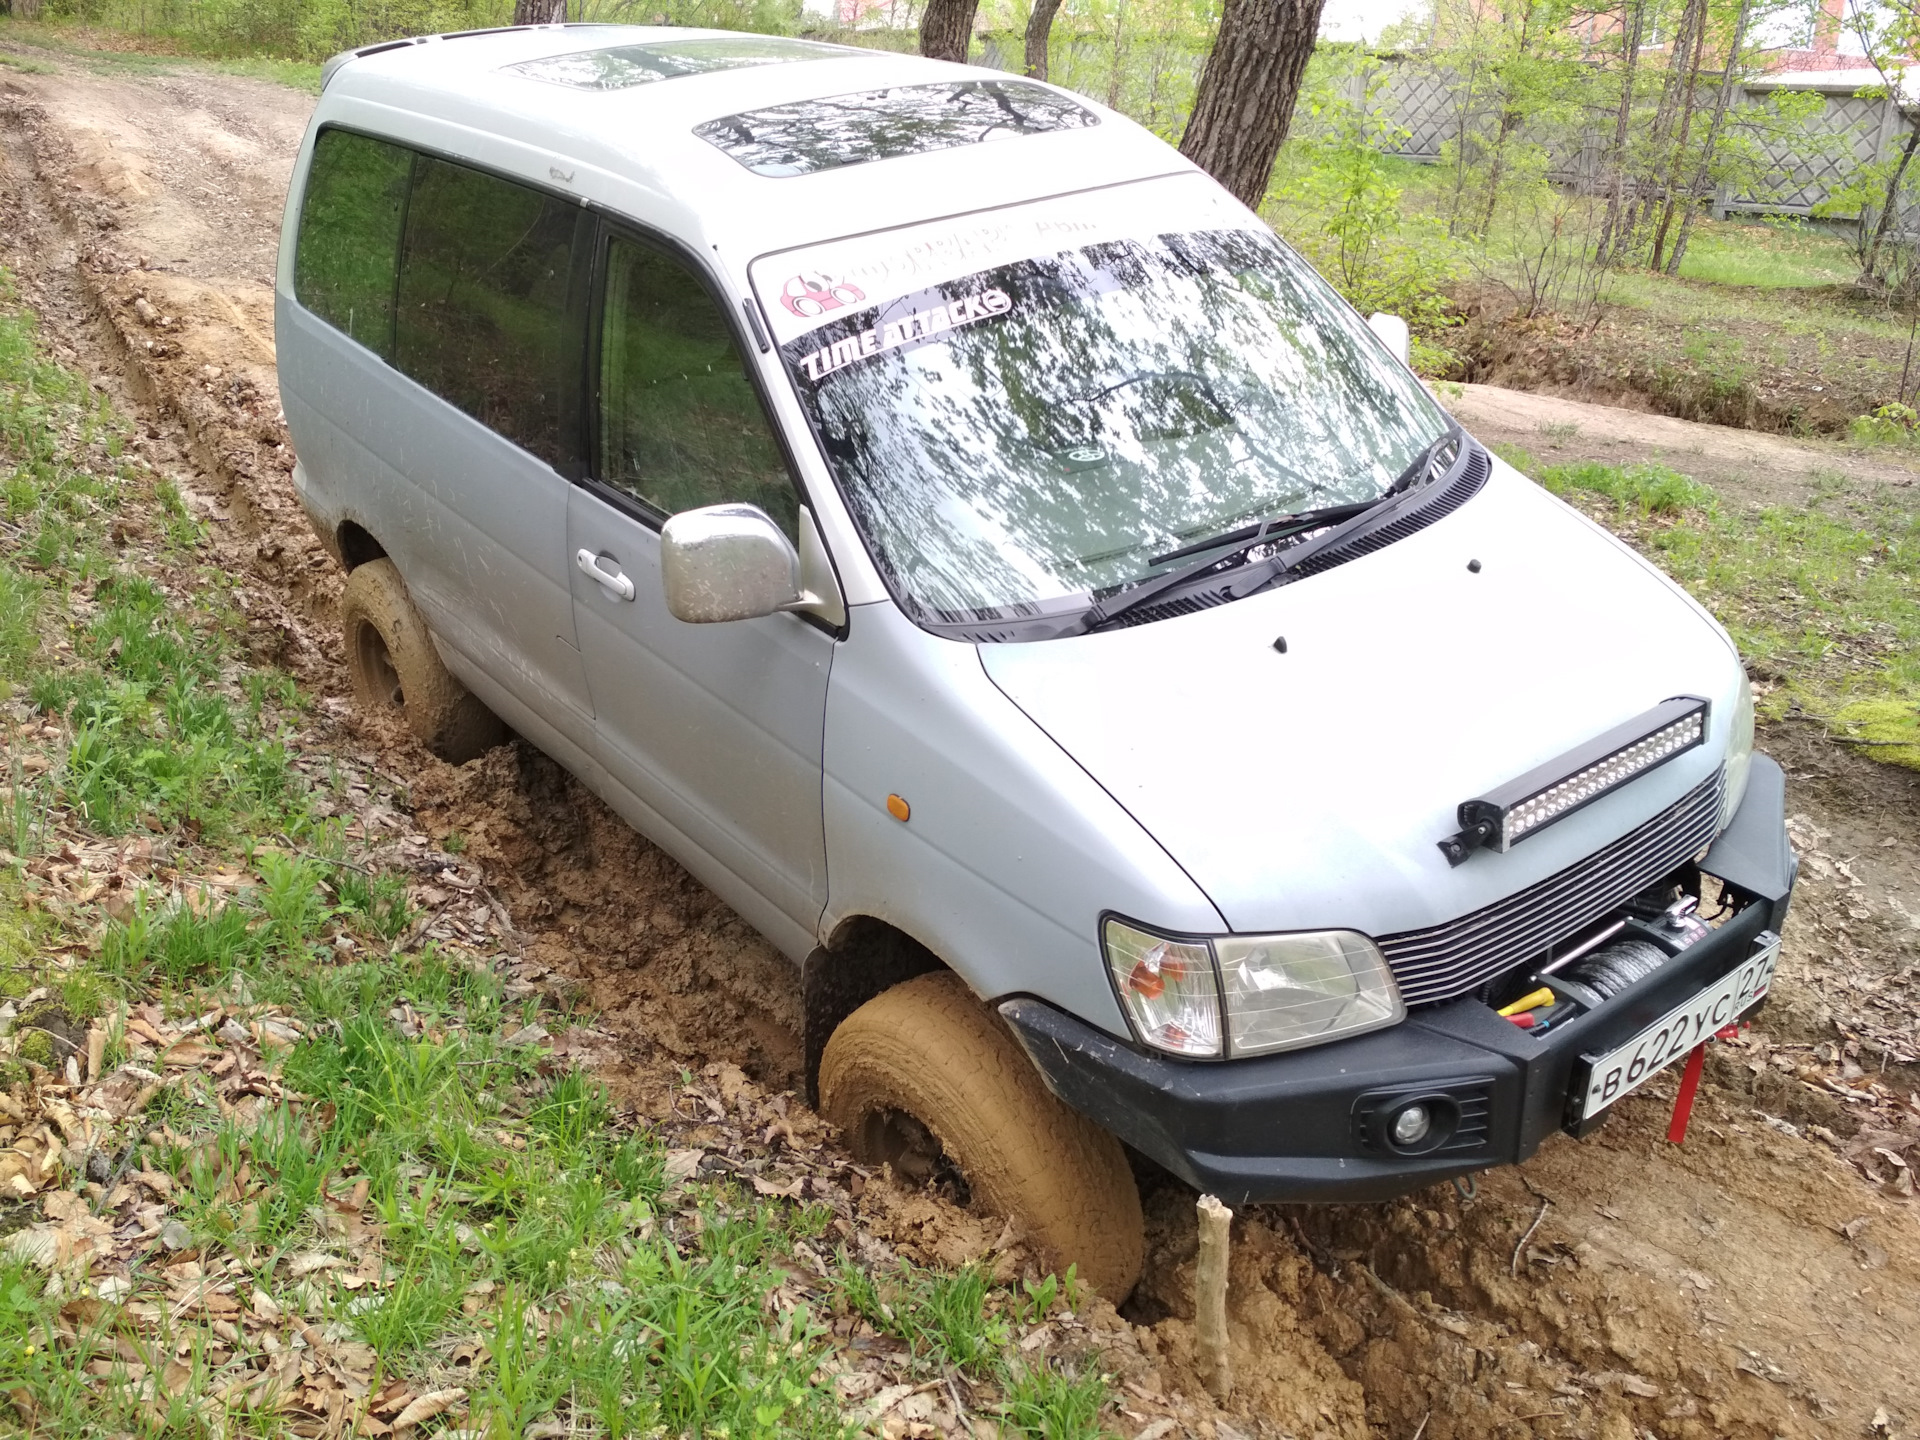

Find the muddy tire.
xmin=340 ymin=558 xmax=504 ymax=764
xmin=820 ymin=970 xmax=1145 ymax=1301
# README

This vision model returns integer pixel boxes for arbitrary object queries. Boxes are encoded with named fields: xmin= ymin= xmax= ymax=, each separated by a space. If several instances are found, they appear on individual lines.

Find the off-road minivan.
xmin=278 ymin=25 xmax=1796 ymax=1298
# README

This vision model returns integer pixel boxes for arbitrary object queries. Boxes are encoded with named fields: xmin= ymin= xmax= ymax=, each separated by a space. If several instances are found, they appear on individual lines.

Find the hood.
xmin=978 ymin=459 xmax=1743 ymax=937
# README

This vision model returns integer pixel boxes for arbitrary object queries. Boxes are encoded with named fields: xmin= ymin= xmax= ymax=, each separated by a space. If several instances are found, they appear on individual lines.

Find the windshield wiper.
xmin=1147 ymin=499 xmax=1379 ymax=568
xmin=1081 ymin=502 xmax=1376 ymax=633
xmin=1080 ymin=427 xmax=1464 ymax=635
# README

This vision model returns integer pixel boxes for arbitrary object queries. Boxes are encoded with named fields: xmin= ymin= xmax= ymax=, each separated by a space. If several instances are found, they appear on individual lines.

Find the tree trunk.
xmin=1649 ymin=0 xmax=1712 ymax=271
xmin=919 ymin=0 xmax=980 ymax=63
xmin=1178 ymin=0 xmax=1332 ymax=211
xmin=1865 ymin=120 xmax=1920 ymax=285
xmin=1667 ymin=0 xmax=1754 ymax=275
xmin=513 ymin=0 xmax=566 ymax=23
xmin=1595 ymin=0 xmax=1646 ymax=264
xmin=1629 ymin=0 xmax=1706 ymax=257
xmin=1024 ymin=0 xmax=1063 ymax=79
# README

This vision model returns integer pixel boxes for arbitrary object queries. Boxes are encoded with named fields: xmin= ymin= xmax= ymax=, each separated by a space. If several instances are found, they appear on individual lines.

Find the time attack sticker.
xmin=794 ymin=287 xmax=1013 ymax=383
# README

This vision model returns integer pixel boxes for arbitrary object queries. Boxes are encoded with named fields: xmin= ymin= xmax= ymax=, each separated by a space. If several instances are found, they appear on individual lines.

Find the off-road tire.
xmin=340 ymin=559 xmax=504 ymax=765
xmin=819 ymin=971 xmax=1145 ymax=1301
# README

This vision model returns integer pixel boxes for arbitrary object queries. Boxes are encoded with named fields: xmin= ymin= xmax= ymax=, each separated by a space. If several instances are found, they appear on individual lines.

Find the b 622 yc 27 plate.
xmin=1572 ymin=932 xmax=1780 ymax=1123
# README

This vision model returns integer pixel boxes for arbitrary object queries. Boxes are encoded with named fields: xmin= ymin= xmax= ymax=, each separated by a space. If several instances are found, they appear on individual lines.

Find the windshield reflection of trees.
xmin=799 ymin=230 xmax=1449 ymax=622
xmin=696 ymin=81 xmax=1097 ymax=177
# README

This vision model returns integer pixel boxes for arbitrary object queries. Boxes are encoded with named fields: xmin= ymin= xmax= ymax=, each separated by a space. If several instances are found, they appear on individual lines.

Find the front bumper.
xmin=1000 ymin=754 xmax=1797 ymax=1205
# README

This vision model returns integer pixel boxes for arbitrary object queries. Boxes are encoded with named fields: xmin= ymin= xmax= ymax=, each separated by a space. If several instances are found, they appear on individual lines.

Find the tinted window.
xmin=507 ymin=36 xmax=859 ymax=90
xmin=694 ymin=80 xmax=1098 ymax=178
xmin=597 ymin=237 xmax=797 ymax=538
xmin=294 ymin=128 xmax=411 ymax=358
xmin=395 ymin=157 xmax=578 ymax=467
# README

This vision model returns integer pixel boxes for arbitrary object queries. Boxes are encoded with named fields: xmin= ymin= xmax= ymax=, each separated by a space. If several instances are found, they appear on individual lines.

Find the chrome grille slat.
xmin=1379 ymin=774 xmax=1723 ymax=1005
xmin=1386 ymin=799 xmax=1713 ymax=973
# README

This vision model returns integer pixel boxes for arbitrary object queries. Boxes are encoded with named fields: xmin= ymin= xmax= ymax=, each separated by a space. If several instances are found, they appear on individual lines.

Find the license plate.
xmin=1573 ymin=933 xmax=1780 ymax=1122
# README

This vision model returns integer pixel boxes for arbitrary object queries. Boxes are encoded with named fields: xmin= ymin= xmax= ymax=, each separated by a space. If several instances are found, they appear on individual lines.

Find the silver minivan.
xmin=278 ymin=25 xmax=1796 ymax=1299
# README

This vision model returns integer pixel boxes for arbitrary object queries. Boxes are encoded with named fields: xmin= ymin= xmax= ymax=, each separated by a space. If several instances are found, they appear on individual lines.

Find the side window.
xmin=294 ymin=129 xmax=411 ymax=359
xmin=394 ymin=157 xmax=578 ymax=468
xmin=597 ymin=236 xmax=798 ymax=539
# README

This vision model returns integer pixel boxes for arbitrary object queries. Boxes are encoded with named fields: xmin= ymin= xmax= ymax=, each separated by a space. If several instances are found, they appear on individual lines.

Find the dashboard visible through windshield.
xmin=766 ymin=220 xmax=1450 ymax=634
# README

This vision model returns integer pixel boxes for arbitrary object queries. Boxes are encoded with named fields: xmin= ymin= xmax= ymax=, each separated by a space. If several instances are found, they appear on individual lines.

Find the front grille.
xmin=1378 ymin=771 xmax=1724 ymax=1006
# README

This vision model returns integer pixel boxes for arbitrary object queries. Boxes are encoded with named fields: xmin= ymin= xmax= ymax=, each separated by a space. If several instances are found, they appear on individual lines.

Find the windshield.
xmin=774 ymin=226 xmax=1450 ymax=629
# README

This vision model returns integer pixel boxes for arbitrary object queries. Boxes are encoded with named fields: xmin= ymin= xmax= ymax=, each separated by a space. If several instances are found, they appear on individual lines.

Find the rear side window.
xmin=294 ymin=128 xmax=411 ymax=358
xmin=395 ymin=157 xmax=579 ymax=468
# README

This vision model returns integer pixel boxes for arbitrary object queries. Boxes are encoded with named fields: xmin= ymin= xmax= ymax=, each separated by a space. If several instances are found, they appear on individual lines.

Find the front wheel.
xmin=819 ymin=971 xmax=1144 ymax=1302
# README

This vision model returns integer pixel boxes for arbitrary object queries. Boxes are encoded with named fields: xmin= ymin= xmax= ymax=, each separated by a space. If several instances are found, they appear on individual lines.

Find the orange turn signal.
xmin=886 ymin=794 xmax=910 ymax=822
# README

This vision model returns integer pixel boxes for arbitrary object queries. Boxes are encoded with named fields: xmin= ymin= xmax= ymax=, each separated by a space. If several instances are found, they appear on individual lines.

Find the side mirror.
xmin=1368 ymin=311 xmax=1412 ymax=365
xmin=661 ymin=504 xmax=804 ymax=623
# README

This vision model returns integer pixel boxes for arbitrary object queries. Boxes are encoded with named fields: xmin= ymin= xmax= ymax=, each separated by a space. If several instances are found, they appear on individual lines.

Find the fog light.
xmin=1391 ymin=1104 xmax=1432 ymax=1147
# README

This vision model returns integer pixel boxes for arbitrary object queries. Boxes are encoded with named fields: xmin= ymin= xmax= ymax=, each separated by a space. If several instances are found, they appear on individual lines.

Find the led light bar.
xmin=1440 ymin=696 xmax=1709 ymax=867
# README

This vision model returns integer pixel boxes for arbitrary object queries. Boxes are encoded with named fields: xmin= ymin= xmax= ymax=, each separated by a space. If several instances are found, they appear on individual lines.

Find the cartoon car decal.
xmin=781 ymin=271 xmax=866 ymax=318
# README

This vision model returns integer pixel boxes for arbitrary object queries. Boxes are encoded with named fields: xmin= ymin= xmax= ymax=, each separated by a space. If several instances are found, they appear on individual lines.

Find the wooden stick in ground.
xmin=1195 ymin=1193 xmax=1233 ymax=1402
xmin=86 ymin=1025 xmax=106 ymax=1083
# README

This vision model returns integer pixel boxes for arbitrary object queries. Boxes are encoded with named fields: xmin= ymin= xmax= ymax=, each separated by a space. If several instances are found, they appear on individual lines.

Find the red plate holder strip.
xmin=1667 ymin=1023 xmax=1746 ymax=1144
xmin=1666 ymin=1043 xmax=1708 ymax=1144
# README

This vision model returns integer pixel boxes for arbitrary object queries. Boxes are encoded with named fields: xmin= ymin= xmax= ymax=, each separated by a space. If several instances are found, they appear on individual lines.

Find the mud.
xmin=4 ymin=37 xmax=1920 ymax=1439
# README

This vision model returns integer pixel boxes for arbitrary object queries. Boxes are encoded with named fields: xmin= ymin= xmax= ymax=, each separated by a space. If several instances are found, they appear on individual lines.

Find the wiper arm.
xmin=1265 ymin=428 xmax=1462 ymax=572
xmin=1148 ymin=500 xmax=1379 ymax=567
xmin=1081 ymin=501 xmax=1380 ymax=634
xmin=1081 ymin=427 xmax=1467 ymax=635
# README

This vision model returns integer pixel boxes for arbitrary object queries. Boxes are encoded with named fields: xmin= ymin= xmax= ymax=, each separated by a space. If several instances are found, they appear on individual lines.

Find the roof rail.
xmin=321 ymin=22 xmax=600 ymax=91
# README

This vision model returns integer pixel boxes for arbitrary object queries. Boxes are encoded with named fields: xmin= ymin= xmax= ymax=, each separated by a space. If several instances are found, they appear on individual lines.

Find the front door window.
xmin=597 ymin=236 xmax=798 ymax=538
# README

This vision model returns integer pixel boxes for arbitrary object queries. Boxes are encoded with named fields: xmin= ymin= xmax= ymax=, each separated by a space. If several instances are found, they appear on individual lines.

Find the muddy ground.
xmin=3 ymin=40 xmax=1920 ymax=1440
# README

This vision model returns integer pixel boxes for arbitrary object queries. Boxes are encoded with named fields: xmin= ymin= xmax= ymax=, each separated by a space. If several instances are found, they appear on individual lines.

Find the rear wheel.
xmin=340 ymin=559 xmax=504 ymax=764
xmin=819 ymin=971 xmax=1144 ymax=1301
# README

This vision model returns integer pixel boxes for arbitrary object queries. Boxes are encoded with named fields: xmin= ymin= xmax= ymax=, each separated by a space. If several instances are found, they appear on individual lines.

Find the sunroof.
xmin=507 ymin=36 xmax=860 ymax=91
xmin=694 ymin=79 xmax=1099 ymax=177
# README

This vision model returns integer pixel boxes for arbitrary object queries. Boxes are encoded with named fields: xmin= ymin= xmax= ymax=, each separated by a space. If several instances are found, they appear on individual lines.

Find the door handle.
xmin=576 ymin=548 xmax=635 ymax=601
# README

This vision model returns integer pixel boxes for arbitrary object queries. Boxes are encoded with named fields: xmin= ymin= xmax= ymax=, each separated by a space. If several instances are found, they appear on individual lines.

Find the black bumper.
xmin=1000 ymin=754 xmax=1798 ymax=1205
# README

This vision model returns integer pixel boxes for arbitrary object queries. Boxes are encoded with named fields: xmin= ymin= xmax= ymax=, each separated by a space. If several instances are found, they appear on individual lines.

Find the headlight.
xmin=1719 ymin=674 xmax=1755 ymax=831
xmin=1103 ymin=918 xmax=1405 ymax=1059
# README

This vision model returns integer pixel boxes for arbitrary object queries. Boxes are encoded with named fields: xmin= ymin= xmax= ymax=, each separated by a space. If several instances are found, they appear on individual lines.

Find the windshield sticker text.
xmin=795 ymin=288 xmax=1012 ymax=382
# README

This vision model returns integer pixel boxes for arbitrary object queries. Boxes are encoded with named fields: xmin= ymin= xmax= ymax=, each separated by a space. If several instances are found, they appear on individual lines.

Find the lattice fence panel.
xmin=1366 ymin=58 xmax=1904 ymax=219
xmin=1376 ymin=63 xmax=1466 ymax=160
xmin=1723 ymin=89 xmax=1894 ymax=213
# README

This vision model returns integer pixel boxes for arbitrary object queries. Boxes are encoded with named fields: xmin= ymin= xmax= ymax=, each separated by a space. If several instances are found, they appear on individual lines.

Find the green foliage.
xmin=1851 ymin=401 xmax=1920 ymax=445
xmin=1505 ymin=446 xmax=1716 ymax=515
xmin=0 ymin=563 xmax=38 ymax=682
xmin=1272 ymin=56 xmax=1459 ymax=345
xmin=1001 ymin=1359 xmax=1114 ymax=1439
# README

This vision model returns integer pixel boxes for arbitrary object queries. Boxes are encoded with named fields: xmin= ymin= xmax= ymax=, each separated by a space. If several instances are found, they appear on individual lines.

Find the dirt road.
xmin=4 ymin=40 xmax=1920 ymax=1440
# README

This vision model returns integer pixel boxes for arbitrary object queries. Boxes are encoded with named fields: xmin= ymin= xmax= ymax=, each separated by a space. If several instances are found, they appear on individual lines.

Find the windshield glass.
xmin=771 ymin=225 xmax=1449 ymax=628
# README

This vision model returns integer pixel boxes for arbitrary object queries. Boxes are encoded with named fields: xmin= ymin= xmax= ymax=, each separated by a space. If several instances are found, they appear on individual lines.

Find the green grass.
xmin=0 ymin=19 xmax=321 ymax=90
xmin=1504 ymin=446 xmax=1920 ymax=766
xmin=1671 ymin=217 xmax=1859 ymax=290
